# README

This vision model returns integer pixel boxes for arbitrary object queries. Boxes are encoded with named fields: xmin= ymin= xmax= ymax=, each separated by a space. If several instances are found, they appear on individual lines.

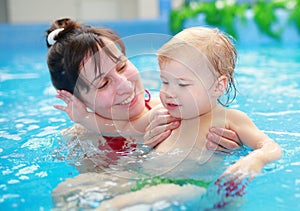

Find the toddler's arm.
xmin=222 ymin=109 xmax=282 ymax=181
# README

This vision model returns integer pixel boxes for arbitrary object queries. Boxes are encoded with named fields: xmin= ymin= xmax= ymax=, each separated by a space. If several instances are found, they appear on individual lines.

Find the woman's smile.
xmin=119 ymin=92 xmax=135 ymax=105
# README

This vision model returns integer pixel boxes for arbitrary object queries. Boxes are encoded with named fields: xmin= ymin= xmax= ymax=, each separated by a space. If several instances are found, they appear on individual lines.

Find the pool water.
xmin=1 ymin=35 xmax=300 ymax=210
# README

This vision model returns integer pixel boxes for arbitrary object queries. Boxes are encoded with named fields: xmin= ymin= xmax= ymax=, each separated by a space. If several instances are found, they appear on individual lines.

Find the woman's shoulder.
xmin=149 ymin=98 xmax=162 ymax=107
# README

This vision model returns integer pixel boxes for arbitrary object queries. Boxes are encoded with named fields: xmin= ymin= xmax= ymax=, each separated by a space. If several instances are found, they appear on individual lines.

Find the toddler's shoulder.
xmin=226 ymin=108 xmax=252 ymax=122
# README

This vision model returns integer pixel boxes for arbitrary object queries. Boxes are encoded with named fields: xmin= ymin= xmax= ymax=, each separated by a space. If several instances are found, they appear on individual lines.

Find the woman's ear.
xmin=214 ymin=75 xmax=228 ymax=95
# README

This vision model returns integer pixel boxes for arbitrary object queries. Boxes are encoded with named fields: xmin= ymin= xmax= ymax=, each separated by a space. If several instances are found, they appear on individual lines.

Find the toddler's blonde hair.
xmin=157 ymin=27 xmax=237 ymax=106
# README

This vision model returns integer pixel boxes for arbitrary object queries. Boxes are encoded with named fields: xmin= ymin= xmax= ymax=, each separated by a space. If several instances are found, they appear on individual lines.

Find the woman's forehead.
xmin=102 ymin=37 xmax=123 ymax=55
xmin=79 ymin=43 xmax=123 ymax=82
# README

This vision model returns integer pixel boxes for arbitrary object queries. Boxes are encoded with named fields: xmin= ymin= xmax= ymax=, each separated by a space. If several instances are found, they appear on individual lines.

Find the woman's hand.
xmin=206 ymin=127 xmax=242 ymax=153
xmin=54 ymin=90 xmax=90 ymax=123
xmin=143 ymin=108 xmax=180 ymax=147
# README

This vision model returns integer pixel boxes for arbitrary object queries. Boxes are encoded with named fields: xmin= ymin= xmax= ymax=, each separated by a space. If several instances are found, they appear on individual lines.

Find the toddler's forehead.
xmin=169 ymin=50 xmax=212 ymax=69
xmin=163 ymin=57 xmax=215 ymax=78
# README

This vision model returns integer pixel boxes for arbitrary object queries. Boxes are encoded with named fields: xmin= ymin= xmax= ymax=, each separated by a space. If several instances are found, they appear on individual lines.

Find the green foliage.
xmin=170 ymin=0 xmax=300 ymax=40
xmin=289 ymin=0 xmax=300 ymax=33
xmin=131 ymin=175 xmax=212 ymax=192
xmin=253 ymin=0 xmax=285 ymax=39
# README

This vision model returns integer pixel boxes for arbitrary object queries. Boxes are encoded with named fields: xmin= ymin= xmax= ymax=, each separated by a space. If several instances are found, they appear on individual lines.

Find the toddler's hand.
xmin=54 ymin=90 xmax=89 ymax=123
xmin=214 ymin=156 xmax=263 ymax=199
xmin=221 ymin=156 xmax=264 ymax=183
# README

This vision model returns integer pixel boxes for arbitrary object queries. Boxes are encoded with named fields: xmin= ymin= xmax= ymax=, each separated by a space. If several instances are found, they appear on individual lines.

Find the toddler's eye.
xmin=179 ymin=83 xmax=190 ymax=87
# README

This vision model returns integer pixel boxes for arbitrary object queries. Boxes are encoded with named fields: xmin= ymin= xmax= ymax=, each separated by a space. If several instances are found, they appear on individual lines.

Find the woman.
xmin=46 ymin=18 xmax=241 ymax=155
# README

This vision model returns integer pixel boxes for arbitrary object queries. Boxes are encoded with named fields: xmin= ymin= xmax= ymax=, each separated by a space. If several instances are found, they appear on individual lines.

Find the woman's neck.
xmin=129 ymin=106 xmax=148 ymax=121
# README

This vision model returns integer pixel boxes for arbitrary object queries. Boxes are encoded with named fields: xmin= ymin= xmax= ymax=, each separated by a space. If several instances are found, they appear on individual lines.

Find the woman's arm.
xmin=54 ymin=90 xmax=142 ymax=135
xmin=54 ymin=90 xmax=180 ymax=147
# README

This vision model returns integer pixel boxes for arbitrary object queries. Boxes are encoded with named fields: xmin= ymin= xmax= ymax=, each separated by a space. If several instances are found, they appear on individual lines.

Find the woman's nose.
xmin=115 ymin=74 xmax=133 ymax=94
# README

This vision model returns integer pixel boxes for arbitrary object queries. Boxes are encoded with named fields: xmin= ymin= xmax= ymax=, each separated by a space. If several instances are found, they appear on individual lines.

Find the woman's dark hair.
xmin=46 ymin=18 xmax=125 ymax=98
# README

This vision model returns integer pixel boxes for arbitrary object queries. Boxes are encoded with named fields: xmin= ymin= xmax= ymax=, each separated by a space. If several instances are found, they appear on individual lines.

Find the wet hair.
xmin=158 ymin=27 xmax=237 ymax=106
xmin=46 ymin=18 xmax=125 ymax=99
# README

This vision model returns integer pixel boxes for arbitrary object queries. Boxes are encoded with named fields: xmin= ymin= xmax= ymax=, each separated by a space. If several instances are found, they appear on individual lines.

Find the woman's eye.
xmin=117 ymin=61 xmax=127 ymax=72
xmin=98 ymin=80 xmax=109 ymax=89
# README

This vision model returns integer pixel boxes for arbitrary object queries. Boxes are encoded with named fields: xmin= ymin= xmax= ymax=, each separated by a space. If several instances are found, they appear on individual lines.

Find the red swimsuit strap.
xmin=144 ymin=89 xmax=152 ymax=110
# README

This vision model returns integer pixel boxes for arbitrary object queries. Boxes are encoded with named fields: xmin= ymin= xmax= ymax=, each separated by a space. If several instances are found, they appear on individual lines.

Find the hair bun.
xmin=46 ymin=18 xmax=81 ymax=47
xmin=47 ymin=28 xmax=64 ymax=46
xmin=54 ymin=18 xmax=73 ymax=28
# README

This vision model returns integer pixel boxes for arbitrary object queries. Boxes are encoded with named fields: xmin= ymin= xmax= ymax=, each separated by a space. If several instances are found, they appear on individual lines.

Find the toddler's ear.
xmin=214 ymin=75 xmax=228 ymax=95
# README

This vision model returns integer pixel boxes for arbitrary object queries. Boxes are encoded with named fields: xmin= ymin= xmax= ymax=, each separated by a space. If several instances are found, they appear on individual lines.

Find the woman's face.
xmin=77 ymin=40 xmax=145 ymax=121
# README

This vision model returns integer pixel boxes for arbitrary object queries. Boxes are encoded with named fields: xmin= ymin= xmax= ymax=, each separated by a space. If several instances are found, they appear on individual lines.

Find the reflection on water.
xmin=49 ymin=126 xmax=256 ymax=210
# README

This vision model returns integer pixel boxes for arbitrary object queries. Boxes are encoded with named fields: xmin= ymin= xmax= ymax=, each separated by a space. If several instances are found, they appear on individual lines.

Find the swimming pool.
xmin=0 ymin=23 xmax=300 ymax=210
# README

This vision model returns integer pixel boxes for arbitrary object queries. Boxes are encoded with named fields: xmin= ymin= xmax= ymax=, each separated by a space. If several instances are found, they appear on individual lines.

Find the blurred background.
xmin=0 ymin=0 xmax=178 ymax=48
xmin=0 ymin=0 xmax=181 ymax=23
xmin=0 ymin=0 xmax=299 ymax=44
xmin=0 ymin=0 xmax=300 ymax=48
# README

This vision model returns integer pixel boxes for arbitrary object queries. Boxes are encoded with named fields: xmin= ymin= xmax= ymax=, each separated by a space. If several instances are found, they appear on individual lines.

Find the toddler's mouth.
xmin=166 ymin=102 xmax=180 ymax=110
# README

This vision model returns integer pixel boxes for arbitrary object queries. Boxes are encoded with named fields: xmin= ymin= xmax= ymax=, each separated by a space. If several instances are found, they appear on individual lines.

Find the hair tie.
xmin=47 ymin=28 xmax=64 ymax=46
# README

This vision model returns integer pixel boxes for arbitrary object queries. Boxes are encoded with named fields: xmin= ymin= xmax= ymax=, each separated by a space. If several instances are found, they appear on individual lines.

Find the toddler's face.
xmin=159 ymin=59 xmax=217 ymax=119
